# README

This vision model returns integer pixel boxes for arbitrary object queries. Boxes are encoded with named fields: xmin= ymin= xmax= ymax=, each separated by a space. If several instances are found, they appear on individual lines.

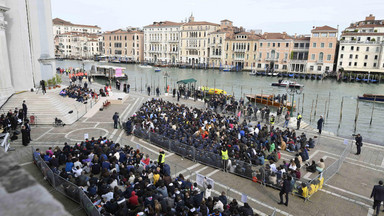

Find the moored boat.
xmin=358 ymin=94 xmax=384 ymax=102
xmin=249 ymin=70 xmax=257 ymax=76
xmin=154 ymin=67 xmax=161 ymax=72
xmin=246 ymin=94 xmax=295 ymax=110
xmin=271 ymin=80 xmax=304 ymax=88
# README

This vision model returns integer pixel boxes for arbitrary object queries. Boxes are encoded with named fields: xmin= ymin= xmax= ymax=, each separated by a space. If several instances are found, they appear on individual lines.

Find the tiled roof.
xmin=352 ymin=24 xmax=384 ymax=28
xmin=311 ymin=25 xmax=337 ymax=32
xmin=294 ymin=36 xmax=310 ymax=41
xmin=183 ymin=21 xmax=220 ymax=26
xmin=341 ymin=32 xmax=384 ymax=36
xmin=144 ymin=21 xmax=183 ymax=28
xmin=53 ymin=18 xmax=100 ymax=29
xmin=103 ymin=29 xmax=143 ymax=34
xmin=261 ymin=32 xmax=293 ymax=40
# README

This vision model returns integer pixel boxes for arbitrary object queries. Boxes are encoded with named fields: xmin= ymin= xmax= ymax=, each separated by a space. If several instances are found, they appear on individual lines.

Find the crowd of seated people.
xmin=130 ymin=98 xmax=316 ymax=168
xmin=59 ymin=84 xmax=98 ymax=103
xmin=35 ymin=137 xmax=259 ymax=216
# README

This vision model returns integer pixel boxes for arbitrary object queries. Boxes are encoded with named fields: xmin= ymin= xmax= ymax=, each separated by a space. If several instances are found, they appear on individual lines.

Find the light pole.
xmin=163 ymin=72 xmax=169 ymax=94
xmin=286 ymin=85 xmax=303 ymax=117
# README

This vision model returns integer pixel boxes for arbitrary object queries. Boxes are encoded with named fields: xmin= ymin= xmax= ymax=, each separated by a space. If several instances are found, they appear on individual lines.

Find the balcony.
xmin=149 ymin=50 xmax=162 ymax=53
xmin=234 ymin=49 xmax=246 ymax=53
xmin=340 ymin=40 xmax=383 ymax=45
xmin=292 ymin=47 xmax=309 ymax=51
xmin=290 ymin=59 xmax=307 ymax=63
xmin=266 ymin=58 xmax=279 ymax=62
xmin=317 ymin=60 xmax=324 ymax=64
xmin=210 ymin=55 xmax=222 ymax=58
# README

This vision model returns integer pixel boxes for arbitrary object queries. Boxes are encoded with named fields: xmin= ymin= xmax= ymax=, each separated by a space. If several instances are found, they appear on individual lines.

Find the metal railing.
xmin=302 ymin=139 xmax=351 ymax=201
xmin=32 ymin=147 xmax=100 ymax=216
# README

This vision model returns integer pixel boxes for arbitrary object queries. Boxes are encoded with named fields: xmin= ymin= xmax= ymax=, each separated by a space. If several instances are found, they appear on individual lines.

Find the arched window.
xmin=319 ymin=52 xmax=324 ymax=61
xmin=271 ymin=50 xmax=276 ymax=59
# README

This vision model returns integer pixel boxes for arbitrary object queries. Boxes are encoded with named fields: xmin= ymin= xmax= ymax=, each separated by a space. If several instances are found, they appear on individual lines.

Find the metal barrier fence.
xmin=134 ymin=128 xmax=256 ymax=180
xmin=303 ymin=139 xmax=352 ymax=201
xmin=32 ymin=147 xmax=100 ymax=216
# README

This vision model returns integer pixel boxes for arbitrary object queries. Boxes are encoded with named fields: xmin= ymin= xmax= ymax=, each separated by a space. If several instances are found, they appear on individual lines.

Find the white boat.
xmin=99 ymin=60 xmax=107 ymax=63
xmin=94 ymin=65 xmax=128 ymax=80
xmin=139 ymin=65 xmax=152 ymax=68
xmin=249 ymin=70 xmax=257 ymax=76
xmin=154 ymin=67 xmax=161 ymax=72
xmin=272 ymin=73 xmax=279 ymax=76
xmin=271 ymin=79 xmax=303 ymax=88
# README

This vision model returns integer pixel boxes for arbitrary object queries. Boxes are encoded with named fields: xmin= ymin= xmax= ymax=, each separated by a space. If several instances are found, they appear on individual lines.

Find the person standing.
xmin=116 ymin=80 xmax=120 ymax=91
xmin=297 ymin=113 xmax=302 ymax=130
xmin=112 ymin=112 xmax=119 ymax=129
xmin=127 ymin=83 xmax=130 ymax=93
xmin=371 ymin=180 xmax=384 ymax=215
xmin=221 ymin=147 xmax=229 ymax=172
xmin=355 ymin=134 xmax=363 ymax=155
xmin=24 ymin=120 xmax=32 ymax=141
xmin=147 ymin=86 xmax=151 ymax=96
xmin=278 ymin=175 xmax=292 ymax=206
xmin=283 ymin=111 xmax=290 ymax=128
xmin=21 ymin=125 xmax=30 ymax=146
xmin=158 ymin=148 xmax=165 ymax=173
xmin=156 ymin=87 xmax=160 ymax=97
xmin=22 ymin=100 xmax=28 ymax=121
xmin=317 ymin=116 xmax=324 ymax=134
xmin=40 ymin=80 xmax=46 ymax=95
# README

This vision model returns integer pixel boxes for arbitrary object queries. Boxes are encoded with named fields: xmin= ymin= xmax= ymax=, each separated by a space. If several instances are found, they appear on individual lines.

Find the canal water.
xmin=56 ymin=60 xmax=384 ymax=145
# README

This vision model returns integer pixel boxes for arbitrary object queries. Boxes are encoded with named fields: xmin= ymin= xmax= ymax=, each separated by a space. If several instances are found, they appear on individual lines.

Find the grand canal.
xmin=57 ymin=60 xmax=384 ymax=145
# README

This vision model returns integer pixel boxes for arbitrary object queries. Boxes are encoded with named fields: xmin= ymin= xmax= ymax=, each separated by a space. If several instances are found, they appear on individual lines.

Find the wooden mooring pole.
xmin=353 ymin=100 xmax=359 ymax=133
xmin=370 ymin=97 xmax=376 ymax=125
xmin=310 ymin=99 xmax=314 ymax=124
xmin=313 ymin=94 xmax=319 ymax=118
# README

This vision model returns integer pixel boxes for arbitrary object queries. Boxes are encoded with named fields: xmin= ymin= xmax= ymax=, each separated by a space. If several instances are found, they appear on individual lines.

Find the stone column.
xmin=0 ymin=4 xmax=14 ymax=106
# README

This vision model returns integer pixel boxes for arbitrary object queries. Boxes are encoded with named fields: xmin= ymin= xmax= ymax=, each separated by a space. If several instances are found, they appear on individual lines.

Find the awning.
xmin=177 ymin=78 xmax=197 ymax=85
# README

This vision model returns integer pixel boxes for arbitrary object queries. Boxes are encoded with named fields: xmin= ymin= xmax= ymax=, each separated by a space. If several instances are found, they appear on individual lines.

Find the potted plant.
xmin=55 ymin=74 xmax=62 ymax=88
xmin=47 ymin=79 xmax=53 ymax=89
xmin=52 ymin=77 xmax=57 ymax=89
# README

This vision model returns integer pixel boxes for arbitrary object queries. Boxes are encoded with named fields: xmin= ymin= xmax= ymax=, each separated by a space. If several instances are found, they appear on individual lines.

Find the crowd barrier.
xmin=133 ymin=127 xmax=352 ymax=202
xmin=301 ymin=139 xmax=352 ymax=201
xmin=32 ymin=147 xmax=100 ymax=216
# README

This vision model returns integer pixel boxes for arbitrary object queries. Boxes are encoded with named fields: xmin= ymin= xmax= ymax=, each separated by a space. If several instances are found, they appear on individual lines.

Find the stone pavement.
xmin=5 ymin=75 xmax=383 ymax=216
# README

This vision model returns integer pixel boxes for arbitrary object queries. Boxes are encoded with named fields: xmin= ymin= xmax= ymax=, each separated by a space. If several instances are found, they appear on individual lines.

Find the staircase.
xmin=0 ymin=89 xmax=96 ymax=125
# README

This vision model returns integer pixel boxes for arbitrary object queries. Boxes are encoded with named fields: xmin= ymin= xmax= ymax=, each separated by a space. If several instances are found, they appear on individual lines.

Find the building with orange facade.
xmin=307 ymin=26 xmax=338 ymax=73
xmin=103 ymin=28 xmax=144 ymax=62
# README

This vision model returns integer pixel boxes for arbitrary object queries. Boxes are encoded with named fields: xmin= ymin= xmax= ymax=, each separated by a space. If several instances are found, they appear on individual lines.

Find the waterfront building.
xmin=290 ymin=35 xmax=310 ymax=73
xmin=52 ymin=18 xmax=101 ymax=37
xmin=225 ymin=30 xmax=261 ymax=70
xmin=54 ymin=32 xmax=102 ymax=59
xmin=307 ymin=26 xmax=338 ymax=73
xmin=180 ymin=14 xmax=220 ymax=65
xmin=337 ymin=14 xmax=384 ymax=74
xmin=0 ymin=0 xmax=56 ymax=106
xmin=143 ymin=21 xmax=183 ymax=64
xmin=257 ymin=32 xmax=293 ymax=72
xmin=103 ymin=28 xmax=144 ymax=62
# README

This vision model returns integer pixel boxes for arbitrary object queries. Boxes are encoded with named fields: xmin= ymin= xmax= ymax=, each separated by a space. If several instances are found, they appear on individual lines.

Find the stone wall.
xmin=0 ymin=148 xmax=69 ymax=216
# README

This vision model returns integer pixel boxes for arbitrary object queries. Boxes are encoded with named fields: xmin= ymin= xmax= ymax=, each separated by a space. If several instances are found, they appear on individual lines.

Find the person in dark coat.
xmin=113 ymin=112 xmax=119 ymax=129
xmin=278 ymin=175 xmax=292 ymax=206
xmin=21 ymin=125 xmax=30 ymax=146
xmin=371 ymin=180 xmax=384 ymax=215
xmin=317 ymin=115 xmax=324 ymax=134
xmin=40 ymin=80 xmax=46 ymax=95
xmin=355 ymin=134 xmax=363 ymax=155
xmin=22 ymin=100 xmax=28 ymax=120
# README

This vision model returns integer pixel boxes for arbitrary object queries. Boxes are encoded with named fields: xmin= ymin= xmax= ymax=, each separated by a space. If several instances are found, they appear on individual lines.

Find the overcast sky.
xmin=52 ymin=0 xmax=383 ymax=35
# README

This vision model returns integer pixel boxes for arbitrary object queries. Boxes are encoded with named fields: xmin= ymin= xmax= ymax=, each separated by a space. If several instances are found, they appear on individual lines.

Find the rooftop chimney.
xmin=366 ymin=14 xmax=375 ymax=21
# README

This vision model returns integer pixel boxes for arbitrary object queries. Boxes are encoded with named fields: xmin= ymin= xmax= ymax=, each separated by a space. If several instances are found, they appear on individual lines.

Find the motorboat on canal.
xmin=271 ymin=80 xmax=304 ymax=88
xmin=94 ymin=65 xmax=128 ymax=80
xmin=249 ymin=70 xmax=257 ymax=76
xmin=246 ymin=94 xmax=295 ymax=110
xmin=358 ymin=94 xmax=384 ymax=102
xmin=139 ymin=64 xmax=152 ymax=68
xmin=154 ymin=67 xmax=161 ymax=72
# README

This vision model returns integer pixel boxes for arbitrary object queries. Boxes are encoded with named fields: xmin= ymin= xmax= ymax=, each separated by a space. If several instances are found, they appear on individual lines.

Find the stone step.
xmin=0 ymin=91 xmax=90 ymax=125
